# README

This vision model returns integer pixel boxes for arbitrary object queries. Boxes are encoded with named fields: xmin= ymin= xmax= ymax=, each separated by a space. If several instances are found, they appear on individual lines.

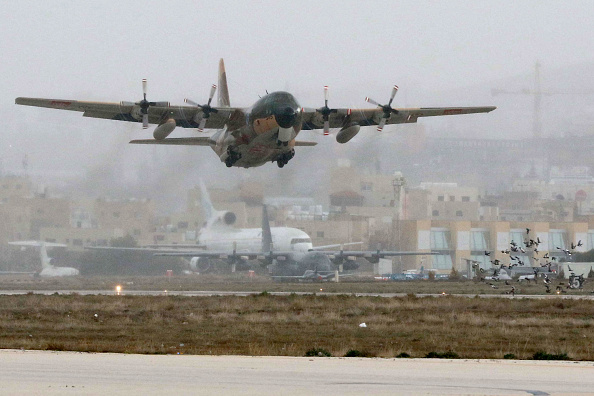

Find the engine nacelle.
xmin=335 ymin=122 xmax=361 ymax=144
xmin=189 ymin=257 xmax=211 ymax=272
xmin=153 ymin=118 xmax=176 ymax=140
xmin=221 ymin=211 xmax=237 ymax=225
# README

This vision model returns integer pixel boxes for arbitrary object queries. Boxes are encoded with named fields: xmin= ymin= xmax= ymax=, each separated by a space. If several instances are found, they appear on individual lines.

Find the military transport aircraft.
xmin=15 ymin=59 xmax=496 ymax=169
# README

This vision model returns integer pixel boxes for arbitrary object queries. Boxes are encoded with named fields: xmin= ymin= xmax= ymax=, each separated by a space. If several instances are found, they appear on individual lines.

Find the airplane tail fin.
xmin=218 ymin=58 xmax=230 ymax=107
xmin=39 ymin=243 xmax=52 ymax=269
xmin=262 ymin=205 xmax=273 ymax=252
xmin=199 ymin=179 xmax=216 ymax=222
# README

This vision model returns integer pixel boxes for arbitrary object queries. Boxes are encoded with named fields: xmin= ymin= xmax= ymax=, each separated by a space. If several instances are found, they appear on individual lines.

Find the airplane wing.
xmin=15 ymin=98 xmax=245 ymax=130
xmin=311 ymin=242 xmax=363 ymax=250
xmin=129 ymin=137 xmax=213 ymax=146
xmin=155 ymin=250 xmax=438 ymax=263
xmin=128 ymin=137 xmax=317 ymax=147
xmin=0 ymin=271 xmax=37 ymax=275
xmin=323 ymin=250 xmax=440 ymax=258
xmin=9 ymin=241 xmax=68 ymax=248
xmin=155 ymin=251 xmax=264 ymax=260
xmin=301 ymin=106 xmax=496 ymax=130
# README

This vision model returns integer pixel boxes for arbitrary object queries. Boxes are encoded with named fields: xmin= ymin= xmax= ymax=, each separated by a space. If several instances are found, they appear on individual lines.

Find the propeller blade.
xmin=198 ymin=118 xmax=207 ymax=132
xmin=184 ymin=98 xmax=199 ymax=107
xmin=323 ymin=120 xmax=330 ymax=136
xmin=324 ymin=85 xmax=329 ymax=105
xmin=142 ymin=79 xmax=147 ymax=96
xmin=377 ymin=118 xmax=386 ymax=132
xmin=365 ymin=97 xmax=381 ymax=107
xmin=142 ymin=113 xmax=149 ymax=129
xmin=388 ymin=85 xmax=399 ymax=105
xmin=209 ymin=84 xmax=217 ymax=102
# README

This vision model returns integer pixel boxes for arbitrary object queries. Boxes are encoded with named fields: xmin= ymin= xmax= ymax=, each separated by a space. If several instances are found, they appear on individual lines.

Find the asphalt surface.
xmin=1 ymin=350 xmax=592 ymax=395
xmin=1 ymin=289 xmax=594 ymax=299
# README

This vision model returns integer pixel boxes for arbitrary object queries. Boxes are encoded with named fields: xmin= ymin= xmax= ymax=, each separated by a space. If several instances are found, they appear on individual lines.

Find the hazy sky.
xmin=1 ymin=0 xmax=593 ymax=201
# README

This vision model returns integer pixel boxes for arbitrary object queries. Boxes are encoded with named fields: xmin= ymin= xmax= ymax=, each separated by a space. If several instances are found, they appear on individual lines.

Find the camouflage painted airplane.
xmin=15 ymin=59 xmax=496 ymax=169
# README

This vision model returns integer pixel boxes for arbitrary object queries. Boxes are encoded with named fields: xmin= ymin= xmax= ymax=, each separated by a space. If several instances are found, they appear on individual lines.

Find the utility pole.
xmin=392 ymin=172 xmax=406 ymax=271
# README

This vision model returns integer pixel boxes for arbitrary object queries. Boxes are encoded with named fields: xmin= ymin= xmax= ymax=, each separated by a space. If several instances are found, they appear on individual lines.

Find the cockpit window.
xmin=291 ymin=238 xmax=312 ymax=244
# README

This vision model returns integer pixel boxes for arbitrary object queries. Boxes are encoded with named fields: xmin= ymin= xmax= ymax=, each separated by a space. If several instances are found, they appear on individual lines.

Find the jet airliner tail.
xmin=198 ymin=179 xmax=216 ymax=222
xmin=262 ymin=205 xmax=273 ymax=252
xmin=39 ymin=243 xmax=53 ymax=269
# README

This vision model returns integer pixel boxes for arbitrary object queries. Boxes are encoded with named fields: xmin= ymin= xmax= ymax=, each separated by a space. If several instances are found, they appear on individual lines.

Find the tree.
xmin=588 ymin=267 xmax=594 ymax=279
xmin=449 ymin=267 xmax=460 ymax=281
xmin=109 ymin=235 xmax=138 ymax=248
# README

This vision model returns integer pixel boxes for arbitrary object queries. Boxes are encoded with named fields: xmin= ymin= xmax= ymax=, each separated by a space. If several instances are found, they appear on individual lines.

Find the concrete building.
xmin=405 ymin=182 xmax=481 ymax=221
xmin=398 ymin=219 xmax=590 ymax=274
xmin=0 ymin=175 xmax=33 ymax=204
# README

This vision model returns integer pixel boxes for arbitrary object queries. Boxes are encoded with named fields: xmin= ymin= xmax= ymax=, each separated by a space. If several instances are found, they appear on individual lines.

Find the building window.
xmin=587 ymin=231 xmax=594 ymax=251
xmin=431 ymin=254 xmax=453 ymax=270
xmin=456 ymin=210 xmax=463 ymax=217
xmin=317 ymin=231 xmax=324 ymax=238
xmin=470 ymin=255 xmax=491 ymax=271
xmin=471 ymin=229 xmax=490 ymax=251
xmin=430 ymin=229 xmax=451 ymax=250
xmin=509 ymin=229 xmax=525 ymax=247
xmin=133 ymin=229 xmax=141 ymax=236
xmin=73 ymin=239 xmax=83 ymax=246
xmin=432 ymin=210 xmax=439 ymax=217
xmin=360 ymin=182 xmax=373 ymax=192
xmin=437 ymin=195 xmax=444 ymax=202
xmin=113 ymin=212 xmax=120 ymax=218
xmin=178 ymin=221 xmax=189 ymax=229
xmin=549 ymin=230 xmax=567 ymax=251
xmin=462 ymin=196 xmax=470 ymax=202
xmin=449 ymin=196 xmax=455 ymax=202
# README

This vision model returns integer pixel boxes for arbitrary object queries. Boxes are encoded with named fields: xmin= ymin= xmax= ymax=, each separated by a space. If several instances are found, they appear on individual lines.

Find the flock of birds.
xmin=475 ymin=228 xmax=586 ymax=294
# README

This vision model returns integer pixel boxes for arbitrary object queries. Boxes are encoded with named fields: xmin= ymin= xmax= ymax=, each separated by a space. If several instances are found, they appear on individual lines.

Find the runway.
xmin=1 ymin=289 xmax=594 ymax=299
xmin=1 ymin=350 xmax=593 ymax=395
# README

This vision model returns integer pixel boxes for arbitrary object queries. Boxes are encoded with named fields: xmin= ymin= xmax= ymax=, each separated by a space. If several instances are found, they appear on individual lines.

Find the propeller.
xmin=365 ymin=85 xmax=399 ymax=132
xmin=122 ymin=79 xmax=169 ymax=129
xmin=316 ymin=86 xmax=338 ymax=135
xmin=185 ymin=84 xmax=218 ymax=132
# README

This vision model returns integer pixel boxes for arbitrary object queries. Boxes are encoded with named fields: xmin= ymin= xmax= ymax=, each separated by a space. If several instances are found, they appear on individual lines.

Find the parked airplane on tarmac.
xmin=167 ymin=180 xmax=362 ymax=273
xmin=16 ymin=59 xmax=496 ymax=169
xmin=157 ymin=182 xmax=438 ymax=280
xmin=8 ymin=241 xmax=79 ymax=277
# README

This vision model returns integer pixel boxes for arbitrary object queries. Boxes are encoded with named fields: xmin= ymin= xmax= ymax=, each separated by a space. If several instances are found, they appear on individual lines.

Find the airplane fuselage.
xmin=199 ymin=225 xmax=313 ymax=253
xmin=209 ymin=92 xmax=303 ymax=168
xmin=39 ymin=266 xmax=79 ymax=277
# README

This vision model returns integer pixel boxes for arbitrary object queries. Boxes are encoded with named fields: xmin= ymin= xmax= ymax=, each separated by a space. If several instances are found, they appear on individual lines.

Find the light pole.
xmin=392 ymin=172 xmax=406 ymax=269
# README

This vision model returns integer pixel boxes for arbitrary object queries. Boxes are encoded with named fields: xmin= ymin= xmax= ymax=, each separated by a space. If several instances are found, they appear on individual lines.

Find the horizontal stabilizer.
xmin=9 ymin=241 xmax=67 ymax=248
xmin=129 ymin=137 xmax=213 ymax=146
xmin=293 ymin=141 xmax=317 ymax=146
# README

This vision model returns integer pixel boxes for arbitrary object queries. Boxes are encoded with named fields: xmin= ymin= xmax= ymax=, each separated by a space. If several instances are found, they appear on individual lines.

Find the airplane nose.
xmin=275 ymin=106 xmax=297 ymax=128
